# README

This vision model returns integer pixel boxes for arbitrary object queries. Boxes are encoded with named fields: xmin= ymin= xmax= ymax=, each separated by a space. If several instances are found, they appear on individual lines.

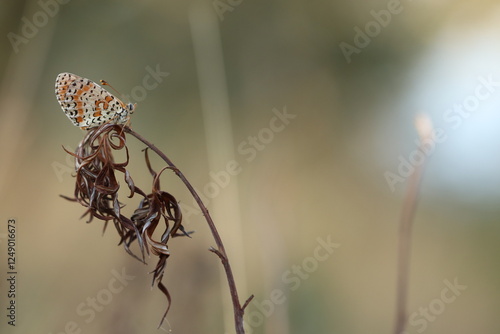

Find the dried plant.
xmin=393 ymin=115 xmax=434 ymax=334
xmin=61 ymin=123 xmax=252 ymax=331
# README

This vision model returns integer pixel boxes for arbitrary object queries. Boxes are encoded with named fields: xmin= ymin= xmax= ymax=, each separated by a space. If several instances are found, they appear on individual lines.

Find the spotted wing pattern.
xmin=55 ymin=72 xmax=134 ymax=129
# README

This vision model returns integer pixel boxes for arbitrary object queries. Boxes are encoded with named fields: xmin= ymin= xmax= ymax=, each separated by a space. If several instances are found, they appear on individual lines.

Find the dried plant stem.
xmin=393 ymin=162 xmax=424 ymax=334
xmin=393 ymin=115 xmax=433 ymax=334
xmin=124 ymin=126 xmax=252 ymax=334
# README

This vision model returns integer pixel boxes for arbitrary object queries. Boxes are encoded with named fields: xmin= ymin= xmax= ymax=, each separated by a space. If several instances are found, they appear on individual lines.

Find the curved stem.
xmin=393 ymin=161 xmax=424 ymax=334
xmin=124 ymin=126 xmax=249 ymax=334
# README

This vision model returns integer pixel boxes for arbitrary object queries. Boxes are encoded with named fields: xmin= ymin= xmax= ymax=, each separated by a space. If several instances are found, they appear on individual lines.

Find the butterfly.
xmin=55 ymin=72 xmax=135 ymax=129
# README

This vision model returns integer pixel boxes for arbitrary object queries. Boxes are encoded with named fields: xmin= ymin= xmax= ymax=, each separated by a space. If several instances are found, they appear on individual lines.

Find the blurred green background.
xmin=1 ymin=0 xmax=500 ymax=333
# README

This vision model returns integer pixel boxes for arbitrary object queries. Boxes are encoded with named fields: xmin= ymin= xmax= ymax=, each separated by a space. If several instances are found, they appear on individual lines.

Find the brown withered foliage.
xmin=61 ymin=123 xmax=189 ymax=327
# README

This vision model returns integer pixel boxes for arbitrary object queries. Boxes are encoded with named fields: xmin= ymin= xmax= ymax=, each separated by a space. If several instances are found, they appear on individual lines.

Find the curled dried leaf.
xmin=62 ymin=124 xmax=190 ymax=327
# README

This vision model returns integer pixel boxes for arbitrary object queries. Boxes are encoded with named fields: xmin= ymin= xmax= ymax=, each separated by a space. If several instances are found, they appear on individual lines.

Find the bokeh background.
xmin=2 ymin=0 xmax=500 ymax=333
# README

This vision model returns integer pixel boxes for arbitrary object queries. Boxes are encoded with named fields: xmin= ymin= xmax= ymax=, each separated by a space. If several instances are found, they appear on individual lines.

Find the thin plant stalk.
xmin=124 ymin=126 xmax=253 ymax=334
xmin=393 ymin=115 xmax=434 ymax=334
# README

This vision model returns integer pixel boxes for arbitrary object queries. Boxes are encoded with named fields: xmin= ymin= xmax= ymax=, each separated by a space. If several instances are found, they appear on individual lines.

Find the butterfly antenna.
xmin=100 ymin=79 xmax=130 ymax=103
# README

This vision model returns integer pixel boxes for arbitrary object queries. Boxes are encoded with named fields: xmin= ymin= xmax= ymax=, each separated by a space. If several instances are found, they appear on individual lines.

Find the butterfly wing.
xmin=55 ymin=72 xmax=130 ymax=129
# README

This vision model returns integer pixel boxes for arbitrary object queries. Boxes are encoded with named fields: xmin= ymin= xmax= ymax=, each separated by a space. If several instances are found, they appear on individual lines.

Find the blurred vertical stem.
xmin=189 ymin=3 xmax=249 ymax=333
xmin=124 ymin=126 xmax=252 ymax=334
xmin=393 ymin=115 xmax=434 ymax=334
